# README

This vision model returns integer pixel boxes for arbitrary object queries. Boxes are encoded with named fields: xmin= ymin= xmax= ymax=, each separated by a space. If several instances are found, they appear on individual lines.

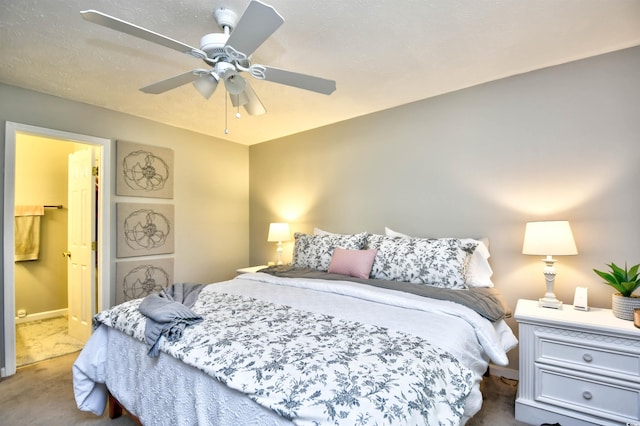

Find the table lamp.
xmin=522 ymin=220 xmax=578 ymax=309
xmin=267 ymin=222 xmax=290 ymax=266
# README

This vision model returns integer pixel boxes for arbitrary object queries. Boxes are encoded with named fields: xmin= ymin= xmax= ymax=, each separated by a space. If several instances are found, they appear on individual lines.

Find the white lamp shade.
xmin=192 ymin=74 xmax=219 ymax=99
xmin=223 ymin=73 xmax=246 ymax=95
xmin=268 ymin=223 xmax=290 ymax=242
xmin=522 ymin=221 xmax=578 ymax=256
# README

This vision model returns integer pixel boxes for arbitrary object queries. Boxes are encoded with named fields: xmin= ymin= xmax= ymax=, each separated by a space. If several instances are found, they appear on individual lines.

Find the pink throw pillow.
xmin=328 ymin=248 xmax=378 ymax=279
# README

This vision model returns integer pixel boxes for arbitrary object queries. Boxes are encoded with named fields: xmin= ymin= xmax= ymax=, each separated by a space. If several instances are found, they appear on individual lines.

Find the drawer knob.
xmin=582 ymin=391 xmax=593 ymax=400
xmin=582 ymin=353 xmax=593 ymax=363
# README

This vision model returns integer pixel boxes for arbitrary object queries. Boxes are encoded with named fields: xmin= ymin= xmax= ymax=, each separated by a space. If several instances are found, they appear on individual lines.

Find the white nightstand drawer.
xmin=537 ymin=369 xmax=640 ymax=420
xmin=538 ymin=336 xmax=640 ymax=377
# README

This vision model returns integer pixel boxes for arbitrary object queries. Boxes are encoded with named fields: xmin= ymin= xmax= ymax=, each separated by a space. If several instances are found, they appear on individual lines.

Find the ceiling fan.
xmin=80 ymin=0 xmax=336 ymax=118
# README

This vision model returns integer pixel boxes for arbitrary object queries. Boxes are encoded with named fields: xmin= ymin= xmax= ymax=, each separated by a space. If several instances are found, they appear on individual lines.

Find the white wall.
xmin=249 ymin=46 xmax=640 ymax=370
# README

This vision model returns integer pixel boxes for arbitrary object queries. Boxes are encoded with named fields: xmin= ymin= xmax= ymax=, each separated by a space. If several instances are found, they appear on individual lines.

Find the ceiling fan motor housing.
xmin=200 ymin=33 xmax=230 ymax=58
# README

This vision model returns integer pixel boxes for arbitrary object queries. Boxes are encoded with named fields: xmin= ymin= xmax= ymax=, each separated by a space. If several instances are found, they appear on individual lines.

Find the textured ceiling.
xmin=1 ymin=1 xmax=639 ymax=145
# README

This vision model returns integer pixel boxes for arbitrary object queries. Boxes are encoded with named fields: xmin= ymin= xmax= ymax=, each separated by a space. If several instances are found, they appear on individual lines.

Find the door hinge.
xmin=91 ymin=241 xmax=97 ymax=251
xmin=92 ymin=166 xmax=99 ymax=176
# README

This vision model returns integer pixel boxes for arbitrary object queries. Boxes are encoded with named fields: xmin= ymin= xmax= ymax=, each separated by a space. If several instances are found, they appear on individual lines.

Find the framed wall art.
xmin=116 ymin=140 xmax=174 ymax=198
xmin=117 ymin=203 xmax=175 ymax=258
xmin=115 ymin=258 xmax=174 ymax=304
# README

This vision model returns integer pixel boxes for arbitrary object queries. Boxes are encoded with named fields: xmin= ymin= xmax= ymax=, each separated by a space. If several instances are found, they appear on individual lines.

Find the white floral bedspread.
xmin=95 ymin=286 xmax=474 ymax=425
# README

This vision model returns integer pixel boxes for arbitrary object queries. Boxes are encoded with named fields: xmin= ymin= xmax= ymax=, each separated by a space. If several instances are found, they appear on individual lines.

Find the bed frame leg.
xmin=107 ymin=391 xmax=143 ymax=425
xmin=108 ymin=392 xmax=123 ymax=419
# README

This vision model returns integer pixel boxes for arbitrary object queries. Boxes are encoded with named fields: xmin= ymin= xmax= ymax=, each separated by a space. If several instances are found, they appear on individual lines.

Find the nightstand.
xmin=235 ymin=265 xmax=268 ymax=275
xmin=514 ymin=299 xmax=640 ymax=426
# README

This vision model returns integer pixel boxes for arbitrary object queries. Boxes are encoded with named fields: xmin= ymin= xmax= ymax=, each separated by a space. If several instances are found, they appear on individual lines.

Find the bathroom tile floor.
xmin=15 ymin=315 xmax=84 ymax=367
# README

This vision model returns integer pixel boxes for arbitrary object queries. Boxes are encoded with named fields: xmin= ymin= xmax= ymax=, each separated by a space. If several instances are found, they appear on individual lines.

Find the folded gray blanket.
xmin=138 ymin=282 xmax=206 ymax=357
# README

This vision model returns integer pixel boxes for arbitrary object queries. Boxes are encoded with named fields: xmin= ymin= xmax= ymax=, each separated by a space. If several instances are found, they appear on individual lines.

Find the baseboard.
xmin=15 ymin=308 xmax=67 ymax=324
xmin=488 ymin=364 xmax=518 ymax=381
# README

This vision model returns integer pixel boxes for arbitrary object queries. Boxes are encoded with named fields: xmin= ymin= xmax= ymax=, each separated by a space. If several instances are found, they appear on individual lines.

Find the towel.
xmin=14 ymin=205 xmax=45 ymax=261
xmin=138 ymin=282 xmax=205 ymax=357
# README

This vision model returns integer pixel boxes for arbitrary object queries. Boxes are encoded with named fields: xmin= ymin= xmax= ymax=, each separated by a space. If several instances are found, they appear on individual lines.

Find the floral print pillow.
xmin=292 ymin=232 xmax=368 ymax=271
xmin=367 ymin=234 xmax=478 ymax=289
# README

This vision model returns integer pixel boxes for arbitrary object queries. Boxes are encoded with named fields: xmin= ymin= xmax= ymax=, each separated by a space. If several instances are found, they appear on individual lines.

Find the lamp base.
xmin=539 ymin=297 xmax=563 ymax=309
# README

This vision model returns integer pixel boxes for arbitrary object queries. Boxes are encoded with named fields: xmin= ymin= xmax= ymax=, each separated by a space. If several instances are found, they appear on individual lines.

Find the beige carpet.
xmin=0 ymin=351 xmax=528 ymax=425
xmin=0 ymin=352 xmax=137 ymax=426
xmin=470 ymin=375 xmax=530 ymax=425
xmin=16 ymin=315 xmax=86 ymax=367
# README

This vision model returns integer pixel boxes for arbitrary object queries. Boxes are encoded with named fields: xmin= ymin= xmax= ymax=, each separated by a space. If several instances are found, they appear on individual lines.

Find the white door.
xmin=67 ymin=148 xmax=96 ymax=343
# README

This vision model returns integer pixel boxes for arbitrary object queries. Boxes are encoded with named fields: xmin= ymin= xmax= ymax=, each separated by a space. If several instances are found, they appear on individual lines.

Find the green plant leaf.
xmin=593 ymin=268 xmax=617 ymax=284
xmin=611 ymin=283 xmax=628 ymax=295
xmin=595 ymin=262 xmax=640 ymax=297
xmin=610 ymin=262 xmax=627 ymax=282
xmin=629 ymin=263 xmax=640 ymax=281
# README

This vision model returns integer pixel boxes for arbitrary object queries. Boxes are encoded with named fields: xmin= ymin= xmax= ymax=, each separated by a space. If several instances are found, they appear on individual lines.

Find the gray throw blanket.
xmin=138 ymin=282 xmax=206 ymax=357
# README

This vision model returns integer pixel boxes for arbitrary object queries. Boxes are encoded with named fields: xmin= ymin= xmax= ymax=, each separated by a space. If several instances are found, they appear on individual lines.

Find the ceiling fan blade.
xmin=80 ymin=10 xmax=203 ymax=58
xmin=230 ymin=92 xmax=247 ymax=108
xmin=230 ymin=82 xmax=266 ymax=116
xmin=140 ymin=71 xmax=201 ymax=94
xmin=224 ymin=1 xmax=284 ymax=57
xmin=261 ymin=66 xmax=336 ymax=95
xmin=242 ymin=82 xmax=266 ymax=116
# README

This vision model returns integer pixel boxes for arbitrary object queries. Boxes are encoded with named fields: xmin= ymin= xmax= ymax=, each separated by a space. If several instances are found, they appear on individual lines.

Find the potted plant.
xmin=593 ymin=262 xmax=640 ymax=320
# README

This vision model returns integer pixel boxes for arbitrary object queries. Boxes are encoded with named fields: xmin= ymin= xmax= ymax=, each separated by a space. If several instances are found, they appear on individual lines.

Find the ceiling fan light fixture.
xmin=215 ymin=62 xmax=246 ymax=95
xmin=193 ymin=73 xmax=219 ymax=99
xmin=224 ymin=73 xmax=246 ymax=95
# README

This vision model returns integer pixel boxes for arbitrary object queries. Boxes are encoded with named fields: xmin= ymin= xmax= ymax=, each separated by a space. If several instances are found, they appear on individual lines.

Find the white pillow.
xmin=314 ymin=228 xmax=367 ymax=236
xmin=384 ymin=227 xmax=494 ymax=288
xmin=461 ymin=238 xmax=494 ymax=288
xmin=384 ymin=226 xmax=408 ymax=238
xmin=314 ymin=227 xmax=333 ymax=236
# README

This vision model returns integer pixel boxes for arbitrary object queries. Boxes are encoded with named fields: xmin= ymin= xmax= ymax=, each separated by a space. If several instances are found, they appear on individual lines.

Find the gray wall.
xmin=1 ymin=84 xmax=249 ymax=370
xmin=249 ymin=46 xmax=640 ymax=370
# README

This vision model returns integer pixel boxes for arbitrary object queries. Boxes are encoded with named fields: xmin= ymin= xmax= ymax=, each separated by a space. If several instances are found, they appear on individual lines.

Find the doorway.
xmin=14 ymin=138 xmax=91 ymax=366
xmin=2 ymin=122 xmax=112 ymax=377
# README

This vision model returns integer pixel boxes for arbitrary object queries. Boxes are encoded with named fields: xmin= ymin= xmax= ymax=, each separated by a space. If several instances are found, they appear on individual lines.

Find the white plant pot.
xmin=611 ymin=293 xmax=640 ymax=320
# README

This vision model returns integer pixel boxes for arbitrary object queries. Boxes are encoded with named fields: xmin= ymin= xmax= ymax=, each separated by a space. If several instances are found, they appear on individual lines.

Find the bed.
xmin=73 ymin=231 xmax=517 ymax=425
